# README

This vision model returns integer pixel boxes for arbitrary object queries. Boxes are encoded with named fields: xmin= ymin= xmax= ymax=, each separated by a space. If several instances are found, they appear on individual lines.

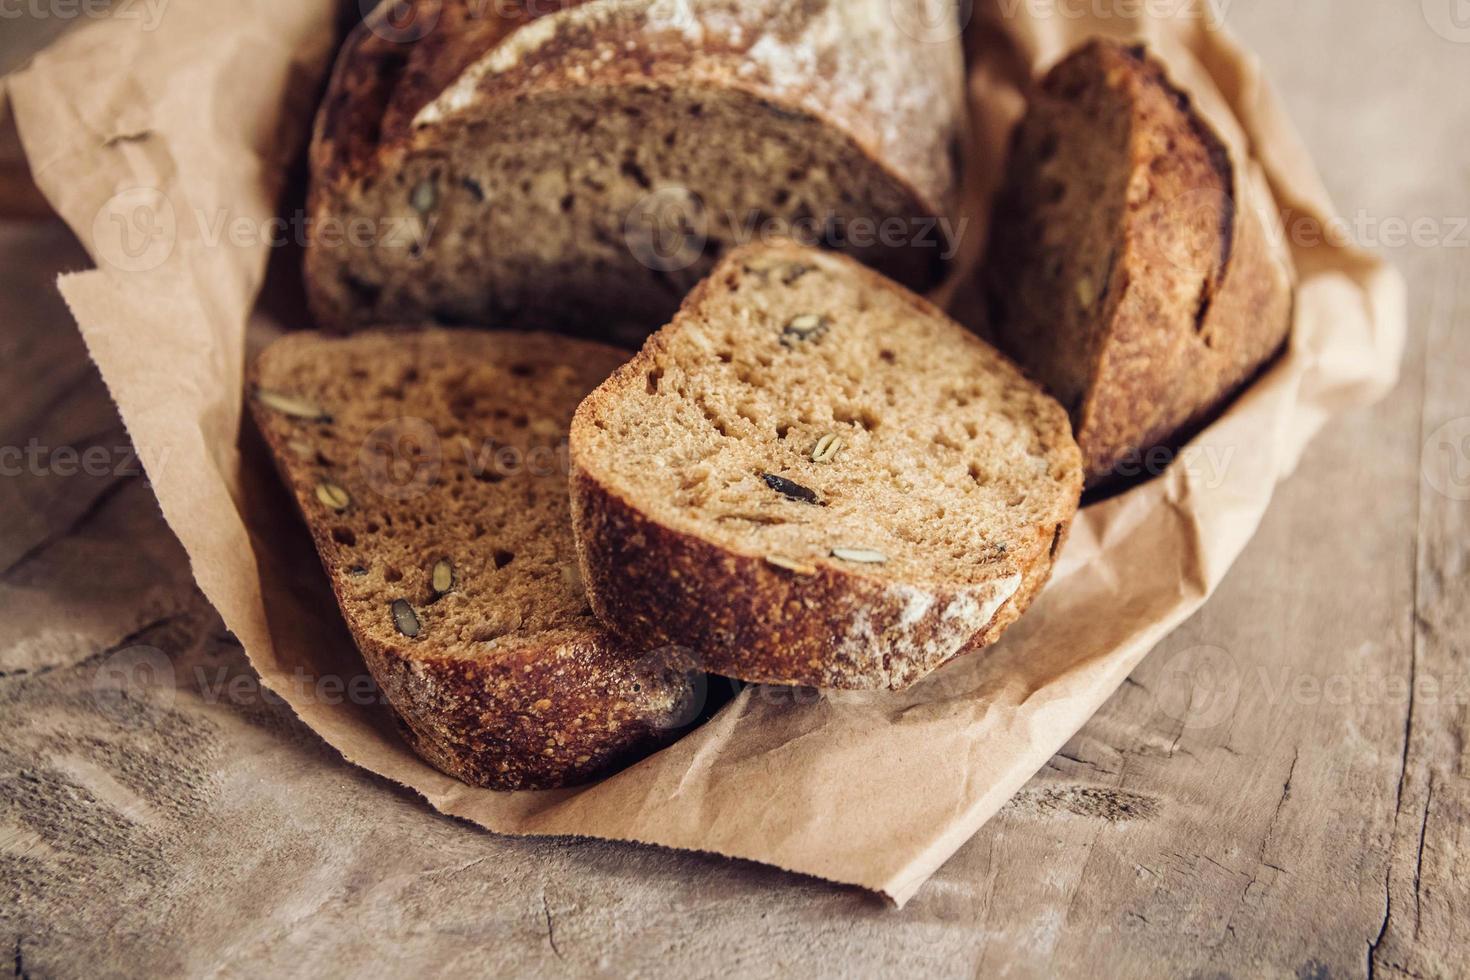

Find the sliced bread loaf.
xmin=981 ymin=39 xmax=1293 ymax=486
xmin=569 ymin=243 xmax=1083 ymax=691
xmin=305 ymin=0 xmax=966 ymax=336
xmin=249 ymin=328 xmax=700 ymax=790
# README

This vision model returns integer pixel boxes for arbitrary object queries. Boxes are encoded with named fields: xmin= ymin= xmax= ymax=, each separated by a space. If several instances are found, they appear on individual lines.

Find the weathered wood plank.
xmin=1372 ymin=242 xmax=1470 ymax=980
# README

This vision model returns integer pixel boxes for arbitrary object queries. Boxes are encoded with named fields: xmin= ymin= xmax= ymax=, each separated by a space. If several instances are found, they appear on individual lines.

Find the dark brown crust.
xmin=310 ymin=0 xmax=589 ymax=190
xmin=569 ymin=244 xmax=1083 ymax=691
xmin=305 ymin=0 xmax=966 ymax=330
xmin=983 ymin=39 xmax=1294 ymax=486
xmin=356 ymin=625 xmax=696 ymax=789
xmin=248 ymin=327 xmax=699 ymax=790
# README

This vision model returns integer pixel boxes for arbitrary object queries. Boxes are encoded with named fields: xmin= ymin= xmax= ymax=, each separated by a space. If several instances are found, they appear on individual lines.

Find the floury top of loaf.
xmin=305 ymin=0 xmax=968 ymax=336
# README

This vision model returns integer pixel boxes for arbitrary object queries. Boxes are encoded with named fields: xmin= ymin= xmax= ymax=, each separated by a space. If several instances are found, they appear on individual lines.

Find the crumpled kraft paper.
xmin=4 ymin=0 xmax=1404 ymax=906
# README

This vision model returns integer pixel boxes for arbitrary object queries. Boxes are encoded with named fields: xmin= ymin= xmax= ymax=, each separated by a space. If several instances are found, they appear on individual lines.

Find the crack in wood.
xmin=1254 ymin=747 xmax=1298 ymax=872
xmin=62 ymin=422 xmax=130 ymax=455
xmin=1195 ymin=853 xmax=1244 ymax=878
xmin=1047 ymin=750 xmax=1119 ymax=776
xmin=1411 ymin=775 xmax=1432 ymax=942
xmin=541 ymin=893 xmax=564 ymax=960
xmin=1368 ymin=496 xmax=1424 ymax=980
xmin=0 ymin=613 xmax=189 ymax=686
xmin=1209 ymin=801 xmax=1294 ymax=966
xmin=1 ymin=472 xmax=135 ymax=580
xmin=0 ymin=366 xmax=98 ymax=447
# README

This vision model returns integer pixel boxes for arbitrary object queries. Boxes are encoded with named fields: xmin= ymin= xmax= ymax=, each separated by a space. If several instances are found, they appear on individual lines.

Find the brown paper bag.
xmin=4 ymin=0 xmax=1403 ymax=905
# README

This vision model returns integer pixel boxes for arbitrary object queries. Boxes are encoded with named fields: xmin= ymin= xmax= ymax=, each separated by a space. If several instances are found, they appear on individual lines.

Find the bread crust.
xmin=249 ymin=328 xmax=699 ymax=790
xmin=984 ymin=40 xmax=1294 ymax=485
xmin=569 ymin=243 xmax=1082 ymax=691
xmin=571 ymin=466 xmax=1063 ymax=690
xmin=358 ymin=626 xmax=696 ymax=789
xmin=305 ymin=0 xmax=966 ymax=331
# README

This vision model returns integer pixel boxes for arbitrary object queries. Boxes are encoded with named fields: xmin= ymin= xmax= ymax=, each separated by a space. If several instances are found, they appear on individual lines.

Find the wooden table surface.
xmin=2 ymin=3 xmax=1467 ymax=977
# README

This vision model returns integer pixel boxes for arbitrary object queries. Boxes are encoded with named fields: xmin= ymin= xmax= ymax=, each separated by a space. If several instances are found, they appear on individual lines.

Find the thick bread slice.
xmin=249 ymin=328 xmax=699 ymax=790
xmin=569 ymin=243 xmax=1083 ymax=691
xmin=982 ymin=39 xmax=1293 ymax=486
xmin=306 ymin=0 xmax=966 ymax=336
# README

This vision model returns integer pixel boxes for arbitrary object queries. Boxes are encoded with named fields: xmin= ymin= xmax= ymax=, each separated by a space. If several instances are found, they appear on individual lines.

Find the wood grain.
xmin=1 ymin=2 xmax=1467 ymax=976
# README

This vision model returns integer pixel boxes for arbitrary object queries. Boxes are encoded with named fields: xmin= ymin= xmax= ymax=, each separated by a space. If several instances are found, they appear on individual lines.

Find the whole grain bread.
xmin=249 ymin=328 xmax=700 ymax=790
xmin=305 ymin=0 xmax=966 ymax=337
xmin=569 ymin=243 xmax=1083 ymax=691
xmin=982 ymin=39 xmax=1293 ymax=486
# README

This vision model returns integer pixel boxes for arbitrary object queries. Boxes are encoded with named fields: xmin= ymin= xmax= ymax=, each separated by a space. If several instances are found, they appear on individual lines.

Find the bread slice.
xmin=305 ymin=0 xmax=965 ymax=337
xmin=981 ymin=39 xmax=1293 ymax=486
xmin=569 ymin=243 xmax=1083 ymax=691
xmin=249 ymin=328 xmax=700 ymax=790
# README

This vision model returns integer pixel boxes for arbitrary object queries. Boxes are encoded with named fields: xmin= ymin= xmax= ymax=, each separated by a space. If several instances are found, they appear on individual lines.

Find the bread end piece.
xmin=983 ymin=39 xmax=1293 ymax=486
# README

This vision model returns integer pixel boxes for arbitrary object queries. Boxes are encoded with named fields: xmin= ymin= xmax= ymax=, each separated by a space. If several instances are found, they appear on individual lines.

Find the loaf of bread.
xmin=981 ymin=39 xmax=1293 ymax=485
xmin=249 ymin=328 xmax=700 ymax=789
xmin=569 ymin=243 xmax=1083 ymax=691
xmin=305 ymin=0 xmax=966 ymax=336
